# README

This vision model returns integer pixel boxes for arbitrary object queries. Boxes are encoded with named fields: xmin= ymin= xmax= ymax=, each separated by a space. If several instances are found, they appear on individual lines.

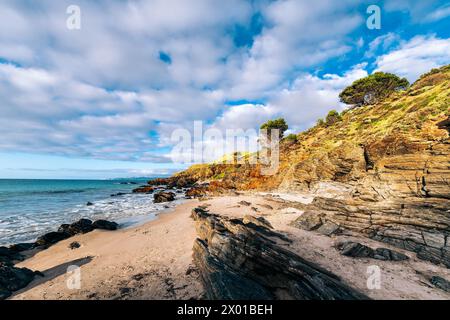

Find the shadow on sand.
xmin=10 ymin=256 xmax=94 ymax=298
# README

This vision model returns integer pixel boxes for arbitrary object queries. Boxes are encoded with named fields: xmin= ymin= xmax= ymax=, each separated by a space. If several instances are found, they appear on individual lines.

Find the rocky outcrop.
xmin=0 ymin=263 xmax=36 ymax=300
xmin=92 ymin=220 xmax=119 ymax=230
xmin=153 ymin=191 xmax=176 ymax=203
xmin=132 ymin=186 xmax=155 ymax=193
xmin=335 ymin=241 xmax=409 ymax=261
xmin=191 ymin=208 xmax=368 ymax=300
xmin=36 ymin=218 xmax=119 ymax=247
xmin=293 ymin=194 xmax=450 ymax=267
xmin=172 ymin=65 xmax=450 ymax=268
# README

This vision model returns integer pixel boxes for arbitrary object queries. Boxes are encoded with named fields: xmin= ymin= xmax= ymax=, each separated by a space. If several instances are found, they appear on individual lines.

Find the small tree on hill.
xmin=339 ymin=72 xmax=409 ymax=107
xmin=325 ymin=110 xmax=342 ymax=126
xmin=260 ymin=118 xmax=288 ymax=139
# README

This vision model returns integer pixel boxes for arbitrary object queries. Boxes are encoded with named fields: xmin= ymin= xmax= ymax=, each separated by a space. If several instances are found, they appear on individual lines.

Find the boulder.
xmin=153 ymin=191 xmax=176 ymax=203
xmin=291 ymin=212 xmax=323 ymax=231
xmin=132 ymin=186 xmax=155 ymax=193
xmin=336 ymin=242 xmax=374 ymax=258
xmin=191 ymin=208 xmax=368 ymax=300
xmin=185 ymin=187 xmax=207 ymax=198
xmin=86 ymin=202 xmax=94 ymax=206
xmin=69 ymin=241 xmax=81 ymax=250
xmin=35 ymin=231 xmax=71 ymax=247
xmin=0 ymin=263 xmax=36 ymax=300
xmin=92 ymin=220 xmax=119 ymax=230
xmin=58 ymin=219 xmax=94 ymax=235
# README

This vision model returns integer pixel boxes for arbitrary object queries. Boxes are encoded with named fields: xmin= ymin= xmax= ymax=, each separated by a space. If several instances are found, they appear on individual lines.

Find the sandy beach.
xmin=9 ymin=192 xmax=450 ymax=300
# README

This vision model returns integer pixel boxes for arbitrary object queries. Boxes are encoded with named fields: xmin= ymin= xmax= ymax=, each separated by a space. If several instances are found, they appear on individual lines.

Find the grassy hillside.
xmin=174 ymin=65 xmax=450 ymax=192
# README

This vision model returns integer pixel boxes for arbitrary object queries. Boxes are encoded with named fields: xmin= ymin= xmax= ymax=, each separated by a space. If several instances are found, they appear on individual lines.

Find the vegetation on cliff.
xmin=173 ymin=65 xmax=449 ymax=193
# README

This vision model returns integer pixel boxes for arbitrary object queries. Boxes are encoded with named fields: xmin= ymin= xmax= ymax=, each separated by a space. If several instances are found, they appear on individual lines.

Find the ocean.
xmin=0 ymin=178 xmax=184 ymax=246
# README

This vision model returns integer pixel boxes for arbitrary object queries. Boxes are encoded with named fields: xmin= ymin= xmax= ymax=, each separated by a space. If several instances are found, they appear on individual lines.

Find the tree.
xmin=339 ymin=72 xmax=409 ymax=107
xmin=260 ymin=118 xmax=288 ymax=139
xmin=284 ymin=133 xmax=298 ymax=142
xmin=325 ymin=110 xmax=342 ymax=126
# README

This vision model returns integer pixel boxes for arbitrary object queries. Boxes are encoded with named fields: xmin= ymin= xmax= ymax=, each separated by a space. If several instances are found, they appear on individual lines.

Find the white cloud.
xmin=375 ymin=35 xmax=450 ymax=81
xmin=0 ymin=0 xmax=448 ymax=168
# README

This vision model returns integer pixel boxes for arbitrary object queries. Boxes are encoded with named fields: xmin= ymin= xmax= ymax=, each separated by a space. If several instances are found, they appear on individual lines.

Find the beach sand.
xmin=11 ymin=193 xmax=450 ymax=300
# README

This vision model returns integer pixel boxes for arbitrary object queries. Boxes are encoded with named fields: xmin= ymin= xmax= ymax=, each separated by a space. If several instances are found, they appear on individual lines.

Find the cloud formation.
xmin=0 ymin=0 xmax=449 ymax=172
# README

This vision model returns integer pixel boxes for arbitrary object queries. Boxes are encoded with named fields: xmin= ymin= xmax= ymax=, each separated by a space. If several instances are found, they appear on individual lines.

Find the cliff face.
xmin=173 ymin=65 xmax=450 ymax=267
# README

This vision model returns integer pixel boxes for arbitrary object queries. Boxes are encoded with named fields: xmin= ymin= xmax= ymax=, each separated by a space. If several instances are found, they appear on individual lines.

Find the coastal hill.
xmin=168 ymin=65 xmax=450 ymax=267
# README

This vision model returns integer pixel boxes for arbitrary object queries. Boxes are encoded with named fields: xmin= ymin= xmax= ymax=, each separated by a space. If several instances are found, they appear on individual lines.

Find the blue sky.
xmin=0 ymin=0 xmax=449 ymax=179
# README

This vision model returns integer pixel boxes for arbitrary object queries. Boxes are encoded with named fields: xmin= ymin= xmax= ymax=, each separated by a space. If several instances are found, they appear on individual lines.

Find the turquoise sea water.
xmin=0 ymin=179 xmax=183 ymax=246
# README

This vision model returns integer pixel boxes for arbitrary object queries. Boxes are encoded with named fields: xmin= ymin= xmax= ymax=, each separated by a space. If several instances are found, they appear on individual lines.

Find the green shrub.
xmin=284 ymin=134 xmax=298 ymax=142
xmin=260 ymin=118 xmax=288 ymax=139
xmin=339 ymin=72 xmax=409 ymax=107
xmin=325 ymin=110 xmax=342 ymax=126
xmin=316 ymin=118 xmax=325 ymax=127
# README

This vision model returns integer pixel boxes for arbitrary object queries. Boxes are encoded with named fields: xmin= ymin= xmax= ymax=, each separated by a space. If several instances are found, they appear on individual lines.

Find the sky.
xmin=0 ymin=0 xmax=449 ymax=179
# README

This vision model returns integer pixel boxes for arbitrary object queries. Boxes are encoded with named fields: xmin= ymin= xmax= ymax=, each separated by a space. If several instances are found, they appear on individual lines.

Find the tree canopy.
xmin=260 ymin=118 xmax=288 ymax=139
xmin=339 ymin=72 xmax=409 ymax=107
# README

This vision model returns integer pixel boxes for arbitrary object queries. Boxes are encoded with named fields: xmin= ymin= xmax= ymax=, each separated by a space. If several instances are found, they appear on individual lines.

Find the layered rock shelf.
xmin=191 ymin=208 xmax=368 ymax=300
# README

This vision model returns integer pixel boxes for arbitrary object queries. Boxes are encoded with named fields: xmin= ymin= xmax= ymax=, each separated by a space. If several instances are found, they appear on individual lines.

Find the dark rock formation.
xmin=8 ymin=243 xmax=34 ymax=253
xmin=336 ymin=242 xmax=374 ymax=258
xmin=153 ymin=191 xmax=176 ymax=203
xmin=293 ymin=195 xmax=449 ymax=267
xmin=58 ymin=218 xmax=94 ymax=235
xmin=35 ymin=218 xmax=118 ymax=248
xmin=35 ymin=231 xmax=71 ymax=247
xmin=111 ymin=192 xmax=127 ymax=197
xmin=92 ymin=220 xmax=119 ymax=230
xmin=69 ymin=241 xmax=81 ymax=250
xmin=335 ymin=241 xmax=409 ymax=261
xmin=86 ymin=202 xmax=94 ymax=206
xmin=0 ymin=263 xmax=36 ymax=300
xmin=191 ymin=208 xmax=368 ymax=300
xmin=238 ymin=201 xmax=251 ymax=206
xmin=430 ymin=276 xmax=450 ymax=292
xmin=185 ymin=187 xmax=207 ymax=198
xmin=132 ymin=186 xmax=155 ymax=193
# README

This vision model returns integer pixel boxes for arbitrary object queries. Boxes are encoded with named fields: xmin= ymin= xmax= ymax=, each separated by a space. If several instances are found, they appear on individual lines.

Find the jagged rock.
xmin=0 ymin=263 xmax=36 ymax=300
xmin=191 ymin=208 xmax=368 ymax=300
xmin=238 ymin=201 xmax=251 ymax=206
xmin=430 ymin=276 xmax=450 ymax=292
xmin=92 ymin=220 xmax=119 ymax=230
xmin=132 ymin=186 xmax=155 ymax=193
xmin=316 ymin=221 xmax=340 ymax=236
xmin=86 ymin=202 xmax=94 ymax=206
xmin=185 ymin=187 xmax=207 ymax=198
xmin=336 ymin=241 xmax=409 ymax=261
xmin=291 ymin=212 xmax=323 ymax=231
xmin=373 ymin=248 xmax=409 ymax=261
xmin=164 ymin=66 xmax=450 ymax=268
xmin=336 ymin=242 xmax=374 ymax=258
xmin=242 ymin=215 xmax=273 ymax=229
xmin=153 ymin=191 xmax=176 ymax=203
